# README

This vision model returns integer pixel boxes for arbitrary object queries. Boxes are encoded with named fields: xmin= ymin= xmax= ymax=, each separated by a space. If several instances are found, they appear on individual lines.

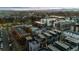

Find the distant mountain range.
xmin=0 ymin=7 xmax=79 ymax=12
xmin=0 ymin=7 xmax=79 ymax=17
